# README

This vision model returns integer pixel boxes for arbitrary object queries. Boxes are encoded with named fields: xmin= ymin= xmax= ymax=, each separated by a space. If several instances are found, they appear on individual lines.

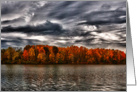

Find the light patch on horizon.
xmin=98 ymin=33 xmax=119 ymax=40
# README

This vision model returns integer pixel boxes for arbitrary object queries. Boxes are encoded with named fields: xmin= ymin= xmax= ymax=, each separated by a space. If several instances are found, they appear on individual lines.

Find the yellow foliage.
xmin=37 ymin=53 xmax=46 ymax=63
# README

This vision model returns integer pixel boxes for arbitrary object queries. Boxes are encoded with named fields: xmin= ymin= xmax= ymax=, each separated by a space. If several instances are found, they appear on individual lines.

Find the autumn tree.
xmin=5 ymin=47 xmax=16 ymax=61
xmin=23 ymin=50 xmax=29 ymax=61
xmin=44 ymin=47 xmax=50 ymax=62
xmin=34 ymin=46 xmax=38 ymax=61
xmin=1 ymin=45 xmax=126 ymax=64
xmin=16 ymin=48 xmax=23 ymax=60
xmin=52 ymin=46 xmax=58 ymax=62
xmin=79 ymin=46 xmax=88 ymax=63
xmin=37 ymin=53 xmax=46 ymax=64
xmin=24 ymin=45 xmax=31 ymax=51
xmin=1 ymin=49 xmax=6 ymax=62
xmin=12 ymin=51 xmax=19 ymax=61
xmin=49 ymin=53 xmax=55 ymax=63
xmin=29 ymin=47 xmax=35 ymax=61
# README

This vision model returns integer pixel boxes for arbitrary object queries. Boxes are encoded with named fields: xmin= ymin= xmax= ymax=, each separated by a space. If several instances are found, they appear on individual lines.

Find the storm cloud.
xmin=1 ymin=1 xmax=126 ymax=52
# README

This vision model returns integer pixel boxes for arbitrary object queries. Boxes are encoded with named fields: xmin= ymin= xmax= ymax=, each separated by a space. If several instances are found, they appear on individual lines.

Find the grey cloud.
xmin=1 ymin=39 xmax=44 ymax=49
xmin=101 ymin=4 xmax=111 ymax=10
xmin=1 ymin=1 xmax=126 ymax=27
xmin=1 ymin=20 xmax=67 ymax=36
xmin=1 ymin=1 xmax=126 ymax=52
xmin=78 ymin=10 xmax=126 ymax=26
xmin=1 ymin=18 xmax=25 ymax=26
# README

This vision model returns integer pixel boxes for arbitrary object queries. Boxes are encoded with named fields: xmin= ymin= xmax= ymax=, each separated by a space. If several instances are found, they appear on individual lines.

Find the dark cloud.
xmin=1 ymin=18 xmax=25 ymax=25
xmin=46 ymin=1 xmax=96 ymax=20
xmin=1 ymin=39 xmax=42 ymax=49
xmin=75 ymin=38 xmax=95 ymax=43
xmin=1 ymin=20 xmax=67 ymax=35
xmin=101 ymin=4 xmax=111 ymax=10
xmin=1 ymin=1 xmax=126 ymax=52
xmin=78 ymin=10 xmax=126 ymax=26
xmin=77 ymin=18 xmax=126 ymax=26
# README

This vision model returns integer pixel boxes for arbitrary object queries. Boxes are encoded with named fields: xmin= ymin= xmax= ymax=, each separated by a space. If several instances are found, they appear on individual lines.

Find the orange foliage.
xmin=1 ymin=45 xmax=126 ymax=64
xmin=23 ymin=50 xmax=29 ymax=61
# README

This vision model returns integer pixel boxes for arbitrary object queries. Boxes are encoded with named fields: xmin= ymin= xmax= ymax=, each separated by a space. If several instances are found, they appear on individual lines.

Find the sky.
xmin=1 ymin=1 xmax=126 ymax=52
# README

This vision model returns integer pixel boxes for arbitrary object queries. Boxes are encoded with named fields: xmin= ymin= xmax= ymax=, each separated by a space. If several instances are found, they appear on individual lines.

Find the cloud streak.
xmin=1 ymin=1 xmax=126 ymax=52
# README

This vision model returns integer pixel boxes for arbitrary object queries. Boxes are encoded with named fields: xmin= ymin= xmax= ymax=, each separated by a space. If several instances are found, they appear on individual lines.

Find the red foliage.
xmin=1 ymin=45 xmax=126 ymax=64
xmin=23 ymin=50 xmax=29 ymax=61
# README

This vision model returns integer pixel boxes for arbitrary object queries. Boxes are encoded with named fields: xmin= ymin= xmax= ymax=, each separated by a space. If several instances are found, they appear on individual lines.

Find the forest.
xmin=1 ymin=45 xmax=126 ymax=64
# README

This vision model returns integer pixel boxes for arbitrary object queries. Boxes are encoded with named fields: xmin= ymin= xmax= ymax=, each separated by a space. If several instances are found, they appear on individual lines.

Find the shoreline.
xmin=1 ymin=63 xmax=126 ymax=65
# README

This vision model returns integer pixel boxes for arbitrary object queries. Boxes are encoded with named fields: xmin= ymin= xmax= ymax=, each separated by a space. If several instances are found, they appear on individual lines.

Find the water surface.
xmin=1 ymin=65 xmax=126 ymax=91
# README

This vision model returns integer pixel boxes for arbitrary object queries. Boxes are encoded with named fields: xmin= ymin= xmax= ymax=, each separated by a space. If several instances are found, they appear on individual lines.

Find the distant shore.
xmin=1 ymin=45 xmax=126 ymax=65
xmin=1 ymin=62 xmax=126 ymax=65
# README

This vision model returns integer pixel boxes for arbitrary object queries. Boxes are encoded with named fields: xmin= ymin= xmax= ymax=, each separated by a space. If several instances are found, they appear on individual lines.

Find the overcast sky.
xmin=1 ymin=1 xmax=126 ymax=52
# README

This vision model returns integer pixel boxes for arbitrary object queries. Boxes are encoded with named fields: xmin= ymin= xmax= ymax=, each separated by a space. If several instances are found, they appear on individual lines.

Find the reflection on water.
xmin=1 ymin=65 xmax=126 ymax=91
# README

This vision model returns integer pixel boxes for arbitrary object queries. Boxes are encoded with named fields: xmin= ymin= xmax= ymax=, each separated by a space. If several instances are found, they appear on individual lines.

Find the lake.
xmin=1 ymin=65 xmax=126 ymax=91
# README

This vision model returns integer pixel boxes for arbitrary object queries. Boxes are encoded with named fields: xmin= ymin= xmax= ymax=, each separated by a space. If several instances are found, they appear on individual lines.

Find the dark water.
xmin=1 ymin=65 xmax=126 ymax=91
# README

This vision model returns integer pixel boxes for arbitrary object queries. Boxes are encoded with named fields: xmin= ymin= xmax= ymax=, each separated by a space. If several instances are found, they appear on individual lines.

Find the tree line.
xmin=1 ymin=45 xmax=126 ymax=64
